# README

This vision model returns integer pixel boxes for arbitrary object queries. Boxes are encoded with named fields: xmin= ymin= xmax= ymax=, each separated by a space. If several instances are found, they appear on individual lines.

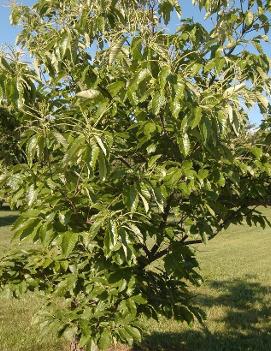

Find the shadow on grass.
xmin=135 ymin=277 xmax=271 ymax=351
xmin=0 ymin=214 xmax=18 ymax=227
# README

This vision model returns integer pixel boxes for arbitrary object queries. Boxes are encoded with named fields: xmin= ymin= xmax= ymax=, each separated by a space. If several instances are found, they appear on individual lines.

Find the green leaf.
xmin=124 ymin=186 xmax=140 ymax=214
xmin=159 ymin=0 xmax=174 ymax=24
xmin=151 ymin=91 xmax=165 ymax=115
xmin=199 ymin=118 xmax=209 ymax=143
xmin=178 ymin=133 xmax=190 ymax=156
xmin=245 ymin=11 xmax=254 ymax=26
xmin=104 ymin=222 xmax=122 ymax=256
xmin=63 ymin=326 xmax=77 ymax=342
xmin=191 ymin=107 xmax=202 ymax=129
xmin=158 ymin=65 xmax=171 ymax=89
xmin=9 ymin=6 xmax=21 ymax=25
xmin=0 ymin=56 xmax=12 ymax=72
xmin=139 ymin=194 xmax=149 ymax=213
xmin=164 ymin=168 xmax=182 ymax=186
xmin=124 ymin=325 xmax=141 ymax=341
xmin=131 ymin=37 xmax=143 ymax=60
xmin=130 ymin=68 xmax=151 ymax=92
xmin=144 ymin=122 xmax=156 ymax=136
xmin=13 ymin=217 xmax=40 ymax=240
xmin=206 ymin=204 xmax=215 ymax=217
xmin=79 ymin=334 xmax=91 ymax=348
xmin=98 ymin=153 xmax=107 ymax=181
xmin=223 ymin=83 xmax=245 ymax=98
xmin=26 ymin=134 xmax=38 ymax=165
xmin=61 ymin=232 xmax=79 ymax=256
xmin=107 ymin=80 xmax=125 ymax=97
xmin=251 ymin=146 xmax=263 ymax=159
xmin=109 ymin=37 xmax=126 ymax=64
xmin=256 ymin=93 xmax=269 ymax=110
xmin=118 ymin=327 xmax=133 ymax=346
xmin=95 ymin=135 xmax=107 ymax=156
xmin=90 ymin=144 xmax=100 ymax=170
xmin=127 ymin=222 xmax=143 ymax=243
xmin=77 ymin=89 xmax=101 ymax=99
xmin=53 ymin=131 xmax=68 ymax=147
xmin=198 ymin=169 xmax=209 ymax=180
xmin=98 ymin=330 xmax=112 ymax=350
xmin=27 ymin=184 xmax=37 ymax=207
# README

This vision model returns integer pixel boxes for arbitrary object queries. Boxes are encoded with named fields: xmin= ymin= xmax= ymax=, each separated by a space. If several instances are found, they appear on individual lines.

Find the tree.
xmin=0 ymin=0 xmax=271 ymax=350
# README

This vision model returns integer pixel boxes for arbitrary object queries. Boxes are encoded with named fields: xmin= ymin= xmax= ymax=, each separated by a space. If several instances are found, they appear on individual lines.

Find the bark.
xmin=70 ymin=338 xmax=84 ymax=351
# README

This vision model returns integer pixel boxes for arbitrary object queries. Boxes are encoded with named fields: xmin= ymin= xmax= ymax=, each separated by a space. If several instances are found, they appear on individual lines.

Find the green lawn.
xmin=0 ymin=210 xmax=66 ymax=351
xmin=0 ymin=208 xmax=270 ymax=351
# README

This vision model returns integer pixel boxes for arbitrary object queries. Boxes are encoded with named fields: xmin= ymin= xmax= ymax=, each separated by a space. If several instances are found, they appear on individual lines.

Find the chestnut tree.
xmin=0 ymin=0 xmax=271 ymax=350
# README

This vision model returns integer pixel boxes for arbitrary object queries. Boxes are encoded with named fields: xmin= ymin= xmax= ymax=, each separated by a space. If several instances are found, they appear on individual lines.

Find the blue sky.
xmin=0 ymin=0 xmax=264 ymax=124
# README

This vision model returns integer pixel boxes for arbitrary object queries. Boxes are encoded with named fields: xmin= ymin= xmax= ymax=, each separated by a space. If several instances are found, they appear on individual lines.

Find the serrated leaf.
xmin=94 ymin=135 xmax=107 ymax=156
xmin=110 ymin=220 xmax=118 ymax=247
xmin=60 ymin=32 xmax=71 ymax=58
xmin=158 ymin=65 xmax=171 ymax=89
xmin=139 ymin=194 xmax=149 ymax=213
xmin=27 ymin=184 xmax=37 ymax=207
xmin=118 ymin=327 xmax=133 ymax=346
xmin=191 ymin=106 xmax=202 ymax=129
xmin=223 ymin=83 xmax=245 ymax=98
xmin=26 ymin=134 xmax=38 ymax=166
xmin=129 ymin=186 xmax=139 ymax=213
xmin=109 ymin=37 xmax=126 ymax=65
xmin=251 ymin=146 xmax=263 ymax=159
xmin=127 ymin=222 xmax=143 ymax=243
xmin=169 ymin=0 xmax=182 ymax=16
xmin=151 ymin=91 xmax=165 ymax=115
xmin=198 ymin=168 xmax=209 ymax=180
xmin=63 ymin=326 xmax=77 ymax=341
xmin=199 ymin=118 xmax=209 ymax=143
xmin=61 ymin=231 xmax=79 ymax=256
xmin=98 ymin=153 xmax=107 ymax=181
xmin=144 ymin=121 xmax=156 ymax=136
xmin=134 ymin=68 xmax=151 ymax=88
xmin=256 ymin=93 xmax=269 ymax=110
xmin=98 ymin=330 xmax=112 ymax=350
xmin=53 ymin=131 xmax=67 ymax=147
xmin=148 ymin=154 xmax=162 ymax=167
xmin=107 ymin=80 xmax=125 ymax=97
xmin=79 ymin=334 xmax=91 ymax=348
xmin=124 ymin=325 xmax=142 ymax=341
xmin=90 ymin=144 xmax=100 ymax=170
xmin=13 ymin=217 xmax=39 ymax=240
xmin=206 ymin=204 xmax=215 ymax=217
xmin=245 ymin=11 xmax=254 ymax=26
xmin=178 ymin=133 xmax=190 ymax=156
xmin=131 ymin=37 xmax=143 ymax=60
xmin=9 ymin=6 xmax=21 ymax=25
xmin=77 ymin=89 xmax=101 ymax=99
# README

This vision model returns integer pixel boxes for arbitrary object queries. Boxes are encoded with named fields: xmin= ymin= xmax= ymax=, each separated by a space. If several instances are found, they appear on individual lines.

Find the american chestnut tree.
xmin=0 ymin=0 xmax=271 ymax=350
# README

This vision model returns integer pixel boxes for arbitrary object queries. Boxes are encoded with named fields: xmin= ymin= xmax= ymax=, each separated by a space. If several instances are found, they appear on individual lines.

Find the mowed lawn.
xmin=0 ymin=208 xmax=271 ymax=351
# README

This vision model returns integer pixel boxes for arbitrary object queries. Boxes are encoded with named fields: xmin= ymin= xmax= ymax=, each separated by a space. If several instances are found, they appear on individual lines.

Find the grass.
xmin=0 ymin=209 xmax=66 ymax=351
xmin=0 ymin=208 xmax=271 ymax=350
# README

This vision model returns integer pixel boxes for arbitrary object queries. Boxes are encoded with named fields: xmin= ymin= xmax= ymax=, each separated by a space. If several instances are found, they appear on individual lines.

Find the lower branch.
xmin=148 ymin=204 xmax=262 ymax=263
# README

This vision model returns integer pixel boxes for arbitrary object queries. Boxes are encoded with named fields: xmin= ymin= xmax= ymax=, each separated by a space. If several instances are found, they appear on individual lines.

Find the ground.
xmin=0 ymin=208 xmax=270 ymax=351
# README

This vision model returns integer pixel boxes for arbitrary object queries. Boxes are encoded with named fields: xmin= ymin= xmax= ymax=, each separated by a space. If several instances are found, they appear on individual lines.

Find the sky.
xmin=0 ymin=0 xmax=265 ymax=125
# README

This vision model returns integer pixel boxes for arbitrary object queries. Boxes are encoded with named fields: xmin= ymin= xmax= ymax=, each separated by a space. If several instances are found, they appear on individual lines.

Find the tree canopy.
xmin=0 ymin=0 xmax=271 ymax=350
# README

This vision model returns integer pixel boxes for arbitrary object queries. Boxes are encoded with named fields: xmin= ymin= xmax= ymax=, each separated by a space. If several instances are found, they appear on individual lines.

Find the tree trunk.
xmin=70 ymin=338 xmax=84 ymax=351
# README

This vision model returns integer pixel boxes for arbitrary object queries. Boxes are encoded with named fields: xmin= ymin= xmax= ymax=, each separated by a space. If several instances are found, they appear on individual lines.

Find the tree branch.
xmin=148 ymin=193 xmax=175 ymax=260
xmin=147 ymin=204 xmax=263 ymax=264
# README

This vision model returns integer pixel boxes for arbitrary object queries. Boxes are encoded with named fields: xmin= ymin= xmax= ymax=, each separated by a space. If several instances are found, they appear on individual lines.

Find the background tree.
xmin=0 ymin=0 xmax=271 ymax=350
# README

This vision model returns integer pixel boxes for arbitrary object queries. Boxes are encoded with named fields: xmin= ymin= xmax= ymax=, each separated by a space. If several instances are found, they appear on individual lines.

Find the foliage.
xmin=0 ymin=50 xmax=32 ymax=166
xmin=0 ymin=209 xmax=271 ymax=351
xmin=0 ymin=0 xmax=271 ymax=349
